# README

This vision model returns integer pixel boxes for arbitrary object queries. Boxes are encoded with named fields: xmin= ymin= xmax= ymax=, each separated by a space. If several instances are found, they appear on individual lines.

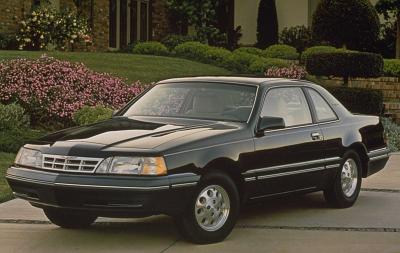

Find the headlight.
xmin=15 ymin=147 xmax=42 ymax=168
xmin=95 ymin=156 xmax=167 ymax=176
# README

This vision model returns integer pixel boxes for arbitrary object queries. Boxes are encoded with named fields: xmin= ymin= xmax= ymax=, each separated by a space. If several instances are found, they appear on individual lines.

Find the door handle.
xmin=311 ymin=132 xmax=321 ymax=140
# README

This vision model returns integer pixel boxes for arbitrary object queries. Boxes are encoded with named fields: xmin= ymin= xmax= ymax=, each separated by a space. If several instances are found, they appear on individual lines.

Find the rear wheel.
xmin=44 ymin=208 xmax=97 ymax=229
xmin=324 ymin=151 xmax=362 ymax=208
xmin=174 ymin=172 xmax=240 ymax=244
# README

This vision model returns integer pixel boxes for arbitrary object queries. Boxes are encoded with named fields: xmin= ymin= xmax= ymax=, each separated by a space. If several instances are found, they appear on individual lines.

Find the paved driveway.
xmin=0 ymin=154 xmax=399 ymax=253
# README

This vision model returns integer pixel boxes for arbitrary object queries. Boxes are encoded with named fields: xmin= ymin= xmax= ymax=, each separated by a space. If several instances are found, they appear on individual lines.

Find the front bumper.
xmin=6 ymin=166 xmax=200 ymax=217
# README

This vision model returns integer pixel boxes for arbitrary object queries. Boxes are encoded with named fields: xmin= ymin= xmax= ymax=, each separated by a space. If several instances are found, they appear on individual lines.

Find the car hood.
xmin=37 ymin=116 xmax=236 ymax=150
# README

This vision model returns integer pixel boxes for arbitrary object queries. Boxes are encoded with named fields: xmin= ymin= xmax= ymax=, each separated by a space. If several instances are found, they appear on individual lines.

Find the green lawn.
xmin=0 ymin=152 xmax=15 ymax=203
xmin=0 ymin=50 xmax=232 ymax=83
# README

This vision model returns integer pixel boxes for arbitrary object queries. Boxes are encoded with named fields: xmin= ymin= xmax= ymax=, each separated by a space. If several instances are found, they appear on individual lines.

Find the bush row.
xmin=383 ymin=59 xmax=400 ymax=77
xmin=306 ymin=51 xmax=383 ymax=81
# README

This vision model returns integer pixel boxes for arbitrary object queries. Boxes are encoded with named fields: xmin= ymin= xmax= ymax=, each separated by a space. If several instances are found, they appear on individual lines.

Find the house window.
xmin=109 ymin=0 xmax=150 ymax=49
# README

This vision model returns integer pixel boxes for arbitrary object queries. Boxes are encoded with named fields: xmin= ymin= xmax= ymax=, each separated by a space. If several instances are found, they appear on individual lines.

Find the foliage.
xmin=376 ymin=21 xmax=397 ymax=58
xmin=16 ymin=5 xmax=91 ymax=51
xmin=256 ymin=0 xmax=279 ymax=49
xmin=0 ymin=129 xmax=44 ymax=153
xmin=306 ymin=51 xmax=383 ymax=85
xmin=73 ymin=105 xmax=114 ymax=126
xmin=0 ymin=152 xmax=16 ymax=203
xmin=0 ymin=34 xmax=17 ymax=50
xmin=165 ymin=0 xmax=226 ymax=45
xmin=381 ymin=117 xmax=400 ymax=152
xmin=0 ymin=55 xmax=146 ymax=124
xmin=300 ymin=45 xmax=338 ymax=64
xmin=0 ymin=103 xmax=30 ymax=131
xmin=312 ymin=0 xmax=380 ymax=51
xmin=174 ymin=41 xmax=211 ymax=62
xmin=161 ymin=34 xmax=198 ymax=50
xmin=265 ymin=64 xmax=307 ymax=79
xmin=384 ymin=59 xmax=400 ymax=77
xmin=227 ymin=26 xmax=243 ymax=50
xmin=234 ymin=47 xmax=263 ymax=56
xmin=229 ymin=52 xmax=262 ymax=73
xmin=326 ymin=86 xmax=384 ymax=115
xmin=279 ymin=25 xmax=313 ymax=53
xmin=375 ymin=0 xmax=400 ymax=58
xmin=248 ymin=58 xmax=290 ymax=75
xmin=132 ymin=41 xmax=169 ymax=56
xmin=263 ymin=44 xmax=299 ymax=60
xmin=203 ymin=47 xmax=233 ymax=67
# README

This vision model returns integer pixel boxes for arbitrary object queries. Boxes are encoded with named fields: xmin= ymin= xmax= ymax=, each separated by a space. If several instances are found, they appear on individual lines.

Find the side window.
xmin=308 ymin=89 xmax=337 ymax=122
xmin=261 ymin=87 xmax=312 ymax=127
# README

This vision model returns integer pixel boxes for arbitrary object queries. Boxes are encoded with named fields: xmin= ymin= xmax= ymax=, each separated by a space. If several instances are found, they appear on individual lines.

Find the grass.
xmin=0 ymin=152 xmax=16 ymax=203
xmin=0 ymin=50 xmax=232 ymax=83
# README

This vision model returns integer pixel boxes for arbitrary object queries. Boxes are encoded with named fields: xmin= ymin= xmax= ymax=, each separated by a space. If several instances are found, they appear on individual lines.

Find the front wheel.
xmin=44 ymin=208 xmax=97 ymax=229
xmin=174 ymin=172 xmax=240 ymax=244
xmin=324 ymin=151 xmax=362 ymax=208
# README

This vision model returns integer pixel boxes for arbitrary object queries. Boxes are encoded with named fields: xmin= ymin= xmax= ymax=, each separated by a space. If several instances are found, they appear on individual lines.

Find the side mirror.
xmin=256 ymin=116 xmax=285 ymax=135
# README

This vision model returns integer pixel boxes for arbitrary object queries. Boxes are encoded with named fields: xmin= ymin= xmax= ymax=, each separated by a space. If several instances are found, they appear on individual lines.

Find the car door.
xmin=245 ymin=86 xmax=326 ymax=198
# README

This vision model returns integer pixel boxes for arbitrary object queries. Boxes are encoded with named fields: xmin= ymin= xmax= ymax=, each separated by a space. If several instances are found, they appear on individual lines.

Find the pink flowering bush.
xmin=0 ymin=55 xmax=147 ymax=125
xmin=265 ymin=64 xmax=307 ymax=79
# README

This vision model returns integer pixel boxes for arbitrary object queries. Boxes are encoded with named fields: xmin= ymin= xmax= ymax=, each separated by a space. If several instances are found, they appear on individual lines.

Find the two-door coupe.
xmin=6 ymin=77 xmax=390 ymax=244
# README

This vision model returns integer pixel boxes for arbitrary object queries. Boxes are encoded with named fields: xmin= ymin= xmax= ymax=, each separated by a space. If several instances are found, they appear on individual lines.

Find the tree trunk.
xmin=396 ymin=13 xmax=400 ymax=59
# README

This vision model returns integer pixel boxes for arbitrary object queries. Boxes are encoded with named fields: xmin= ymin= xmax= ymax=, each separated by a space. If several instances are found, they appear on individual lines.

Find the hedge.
xmin=248 ymin=58 xmax=290 ymax=75
xmin=300 ymin=45 xmax=338 ymax=64
xmin=326 ymin=86 xmax=383 ymax=115
xmin=73 ymin=105 xmax=113 ymax=126
xmin=132 ymin=41 xmax=169 ymax=56
xmin=263 ymin=44 xmax=299 ymax=60
xmin=383 ymin=59 xmax=400 ymax=77
xmin=306 ymin=51 xmax=383 ymax=84
xmin=234 ymin=47 xmax=263 ymax=56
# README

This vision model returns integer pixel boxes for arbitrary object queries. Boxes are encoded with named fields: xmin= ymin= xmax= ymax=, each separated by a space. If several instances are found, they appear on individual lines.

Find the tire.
xmin=44 ymin=208 xmax=97 ymax=229
xmin=174 ymin=172 xmax=240 ymax=244
xmin=324 ymin=151 xmax=362 ymax=208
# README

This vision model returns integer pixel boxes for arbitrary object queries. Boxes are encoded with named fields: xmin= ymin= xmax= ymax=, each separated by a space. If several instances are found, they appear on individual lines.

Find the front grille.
xmin=42 ymin=155 xmax=103 ymax=173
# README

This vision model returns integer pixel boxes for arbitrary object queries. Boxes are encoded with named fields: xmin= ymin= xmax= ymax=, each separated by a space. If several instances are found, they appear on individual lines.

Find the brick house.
xmin=0 ymin=0 xmax=380 ymax=51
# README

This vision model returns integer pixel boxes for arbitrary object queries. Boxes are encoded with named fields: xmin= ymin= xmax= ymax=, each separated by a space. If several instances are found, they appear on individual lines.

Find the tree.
xmin=312 ymin=0 xmax=380 ymax=51
xmin=256 ymin=0 xmax=278 ymax=49
xmin=376 ymin=0 xmax=400 ymax=58
xmin=165 ymin=0 xmax=226 ymax=45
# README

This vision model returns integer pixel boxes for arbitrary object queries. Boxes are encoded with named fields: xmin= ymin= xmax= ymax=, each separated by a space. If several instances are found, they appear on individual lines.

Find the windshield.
xmin=123 ymin=82 xmax=257 ymax=122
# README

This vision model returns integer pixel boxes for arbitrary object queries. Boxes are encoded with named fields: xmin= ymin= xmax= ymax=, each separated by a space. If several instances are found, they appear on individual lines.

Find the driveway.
xmin=0 ymin=154 xmax=399 ymax=253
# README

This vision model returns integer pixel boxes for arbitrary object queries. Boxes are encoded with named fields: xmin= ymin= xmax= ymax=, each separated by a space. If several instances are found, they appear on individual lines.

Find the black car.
xmin=6 ymin=77 xmax=390 ymax=244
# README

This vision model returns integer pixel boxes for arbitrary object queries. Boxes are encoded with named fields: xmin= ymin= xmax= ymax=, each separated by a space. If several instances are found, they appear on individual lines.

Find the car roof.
xmin=157 ymin=76 xmax=319 ymax=88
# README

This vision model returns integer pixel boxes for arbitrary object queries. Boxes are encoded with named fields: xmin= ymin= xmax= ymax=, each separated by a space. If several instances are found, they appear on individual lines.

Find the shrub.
xmin=300 ymin=45 xmax=337 ymax=64
xmin=0 ymin=128 xmax=43 ymax=153
xmin=132 ymin=41 xmax=169 ymax=56
xmin=16 ymin=5 xmax=91 ymax=50
xmin=203 ymin=47 xmax=233 ymax=67
xmin=263 ymin=44 xmax=299 ymax=60
xmin=381 ymin=117 xmax=400 ymax=152
xmin=256 ymin=0 xmax=278 ymax=48
xmin=234 ymin=47 xmax=263 ymax=56
xmin=279 ymin=25 xmax=313 ymax=53
xmin=73 ymin=105 xmax=114 ymax=126
xmin=161 ymin=34 xmax=198 ymax=50
xmin=0 ymin=103 xmax=30 ymax=131
xmin=383 ymin=59 xmax=400 ymax=77
xmin=306 ymin=51 xmax=383 ymax=85
xmin=0 ymin=56 xmax=146 ymax=125
xmin=326 ymin=86 xmax=384 ymax=115
xmin=0 ymin=33 xmax=17 ymax=50
xmin=248 ymin=58 xmax=290 ymax=75
xmin=174 ymin=42 xmax=211 ymax=62
xmin=312 ymin=0 xmax=380 ymax=51
xmin=229 ymin=52 xmax=262 ymax=73
xmin=265 ymin=64 xmax=307 ymax=79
